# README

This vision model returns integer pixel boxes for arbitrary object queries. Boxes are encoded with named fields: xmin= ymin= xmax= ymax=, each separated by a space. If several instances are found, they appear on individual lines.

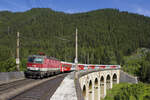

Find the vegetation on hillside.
xmin=122 ymin=48 xmax=150 ymax=83
xmin=104 ymin=83 xmax=150 ymax=100
xmin=104 ymin=49 xmax=150 ymax=100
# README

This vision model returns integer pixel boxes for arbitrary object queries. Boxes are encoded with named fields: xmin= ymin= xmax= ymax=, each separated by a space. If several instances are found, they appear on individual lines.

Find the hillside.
xmin=0 ymin=8 xmax=150 ymax=71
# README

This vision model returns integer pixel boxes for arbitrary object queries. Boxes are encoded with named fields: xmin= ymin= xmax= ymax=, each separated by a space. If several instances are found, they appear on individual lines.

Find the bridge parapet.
xmin=0 ymin=72 xmax=25 ymax=85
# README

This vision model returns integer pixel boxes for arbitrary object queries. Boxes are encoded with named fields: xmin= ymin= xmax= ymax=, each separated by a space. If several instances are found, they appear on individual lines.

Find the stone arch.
xmin=82 ymin=85 xmax=86 ymax=99
xmin=112 ymin=73 xmax=117 ymax=85
xmin=100 ymin=76 xmax=104 ymax=98
xmin=79 ymin=69 xmax=120 ymax=100
xmin=95 ymin=78 xmax=98 ymax=87
xmin=94 ymin=78 xmax=98 ymax=100
xmin=106 ymin=74 xmax=111 ymax=90
xmin=88 ymin=80 xmax=92 ymax=100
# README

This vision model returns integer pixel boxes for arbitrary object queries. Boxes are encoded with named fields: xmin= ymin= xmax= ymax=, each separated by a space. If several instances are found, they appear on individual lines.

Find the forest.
xmin=0 ymin=8 xmax=150 ymax=82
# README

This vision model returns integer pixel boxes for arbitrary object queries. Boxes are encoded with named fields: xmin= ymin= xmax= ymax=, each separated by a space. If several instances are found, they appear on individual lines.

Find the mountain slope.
xmin=0 ymin=8 xmax=150 ymax=65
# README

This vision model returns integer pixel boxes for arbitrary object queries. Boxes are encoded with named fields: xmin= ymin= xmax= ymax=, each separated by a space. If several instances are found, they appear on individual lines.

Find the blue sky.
xmin=0 ymin=0 xmax=150 ymax=16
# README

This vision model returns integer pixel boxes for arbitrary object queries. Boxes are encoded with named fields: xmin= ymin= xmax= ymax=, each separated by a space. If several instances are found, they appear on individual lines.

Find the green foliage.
xmin=122 ymin=63 xmax=141 ymax=76
xmin=104 ymin=83 xmax=150 ymax=100
xmin=0 ymin=57 xmax=16 ymax=72
xmin=20 ymin=58 xmax=27 ymax=71
xmin=122 ymin=48 xmax=150 ymax=83
xmin=139 ymin=61 xmax=150 ymax=83
xmin=0 ymin=58 xmax=27 ymax=72
xmin=0 ymin=8 xmax=150 ymax=72
xmin=145 ymin=52 xmax=150 ymax=61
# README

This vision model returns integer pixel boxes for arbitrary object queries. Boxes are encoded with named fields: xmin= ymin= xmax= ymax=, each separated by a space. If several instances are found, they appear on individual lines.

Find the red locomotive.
xmin=25 ymin=54 xmax=62 ymax=78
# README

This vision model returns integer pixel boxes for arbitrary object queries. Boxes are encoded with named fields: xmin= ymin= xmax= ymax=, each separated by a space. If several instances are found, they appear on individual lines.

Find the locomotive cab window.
xmin=28 ymin=56 xmax=43 ymax=64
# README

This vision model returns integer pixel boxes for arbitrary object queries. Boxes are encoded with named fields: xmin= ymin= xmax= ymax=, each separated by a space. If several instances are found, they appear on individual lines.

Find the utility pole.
xmin=75 ymin=28 xmax=78 ymax=70
xmin=75 ymin=28 xmax=78 ymax=78
xmin=16 ymin=32 xmax=20 ymax=71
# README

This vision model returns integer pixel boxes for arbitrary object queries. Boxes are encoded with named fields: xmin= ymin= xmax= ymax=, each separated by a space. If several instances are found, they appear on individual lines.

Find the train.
xmin=25 ymin=54 xmax=72 ymax=78
xmin=25 ymin=53 xmax=120 ymax=78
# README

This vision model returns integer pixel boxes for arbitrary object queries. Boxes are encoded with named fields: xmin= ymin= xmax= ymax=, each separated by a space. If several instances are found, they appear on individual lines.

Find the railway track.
xmin=10 ymin=73 xmax=67 ymax=100
xmin=0 ymin=79 xmax=36 ymax=92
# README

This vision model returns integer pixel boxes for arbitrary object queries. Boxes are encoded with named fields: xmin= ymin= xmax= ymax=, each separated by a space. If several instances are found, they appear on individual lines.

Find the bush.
xmin=104 ymin=83 xmax=150 ymax=100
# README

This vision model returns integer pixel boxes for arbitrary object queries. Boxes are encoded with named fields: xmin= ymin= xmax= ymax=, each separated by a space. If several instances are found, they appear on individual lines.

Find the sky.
xmin=0 ymin=0 xmax=150 ymax=17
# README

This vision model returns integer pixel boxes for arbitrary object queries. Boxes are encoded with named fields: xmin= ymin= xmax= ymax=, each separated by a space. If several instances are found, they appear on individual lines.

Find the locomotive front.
xmin=25 ymin=55 xmax=45 ymax=78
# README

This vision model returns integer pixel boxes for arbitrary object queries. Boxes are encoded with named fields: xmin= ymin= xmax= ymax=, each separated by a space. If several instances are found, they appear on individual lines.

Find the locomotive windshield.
xmin=28 ymin=56 xmax=44 ymax=64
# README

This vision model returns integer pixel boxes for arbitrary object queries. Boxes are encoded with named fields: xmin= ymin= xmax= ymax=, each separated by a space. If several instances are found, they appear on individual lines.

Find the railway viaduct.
xmin=76 ymin=68 xmax=120 ymax=100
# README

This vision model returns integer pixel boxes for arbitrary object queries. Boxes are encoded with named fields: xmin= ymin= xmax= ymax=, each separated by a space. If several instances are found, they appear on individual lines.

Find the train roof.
xmin=28 ymin=55 xmax=45 ymax=57
xmin=29 ymin=55 xmax=59 ymax=61
xmin=46 ymin=56 xmax=59 ymax=61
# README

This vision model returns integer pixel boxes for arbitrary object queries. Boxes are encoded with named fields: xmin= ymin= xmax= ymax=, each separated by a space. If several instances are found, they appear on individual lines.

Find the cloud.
xmin=64 ymin=9 xmax=87 ymax=14
xmin=64 ymin=9 xmax=79 ymax=14
xmin=135 ymin=7 xmax=150 ymax=17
